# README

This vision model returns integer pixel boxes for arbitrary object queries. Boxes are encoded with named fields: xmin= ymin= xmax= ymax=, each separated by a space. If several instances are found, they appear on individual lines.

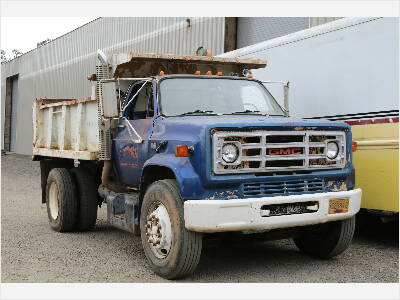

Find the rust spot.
xmin=339 ymin=182 xmax=348 ymax=191
xmin=206 ymin=190 xmax=239 ymax=200
xmin=36 ymin=97 xmax=94 ymax=109
xmin=309 ymin=158 xmax=336 ymax=166
xmin=111 ymin=53 xmax=266 ymax=78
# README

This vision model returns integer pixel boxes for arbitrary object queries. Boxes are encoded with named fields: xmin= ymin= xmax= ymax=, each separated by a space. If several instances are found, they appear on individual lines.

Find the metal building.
xmin=236 ymin=17 xmax=341 ymax=48
xmin=1 ymin=17 xmax=338 ymax=155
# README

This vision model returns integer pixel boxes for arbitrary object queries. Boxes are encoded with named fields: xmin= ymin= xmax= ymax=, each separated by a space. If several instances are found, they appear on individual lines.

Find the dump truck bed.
xmin=32 ymin=97 xmax=99 ymax=160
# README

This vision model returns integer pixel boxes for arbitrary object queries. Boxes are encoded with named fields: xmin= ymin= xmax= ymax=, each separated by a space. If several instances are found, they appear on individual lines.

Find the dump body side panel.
xmin=33 ymin=98 xmax=99 ymax=160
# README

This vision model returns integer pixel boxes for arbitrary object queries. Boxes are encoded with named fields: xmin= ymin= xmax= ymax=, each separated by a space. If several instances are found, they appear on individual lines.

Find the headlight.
xmin=222 ymin=143 xmax=239 ymax=163
xmin=326 ymin=141 xmax=339 ymax=159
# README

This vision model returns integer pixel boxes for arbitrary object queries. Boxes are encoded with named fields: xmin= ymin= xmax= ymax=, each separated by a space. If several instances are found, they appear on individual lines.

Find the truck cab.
xmin=33 ymin=52 xmax=361 ymax=279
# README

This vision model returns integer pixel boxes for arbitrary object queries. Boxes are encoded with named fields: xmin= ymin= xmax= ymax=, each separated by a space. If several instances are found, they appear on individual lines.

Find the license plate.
xmin=328 ymin=198 xmax=349 ymax=214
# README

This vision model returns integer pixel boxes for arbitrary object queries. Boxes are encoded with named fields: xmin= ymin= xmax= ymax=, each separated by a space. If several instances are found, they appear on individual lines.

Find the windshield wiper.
xmin=227 ymin=110 xmax=263 ymax=115
xmin=225 ymin=110 xmax=285 ymax=116
xmin=177 ymin=110 xmax=217 ymax=116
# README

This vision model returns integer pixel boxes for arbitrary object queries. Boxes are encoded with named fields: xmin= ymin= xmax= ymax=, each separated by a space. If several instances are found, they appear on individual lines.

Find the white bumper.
xmin=184 ymin=189 xmax=362 ymax=232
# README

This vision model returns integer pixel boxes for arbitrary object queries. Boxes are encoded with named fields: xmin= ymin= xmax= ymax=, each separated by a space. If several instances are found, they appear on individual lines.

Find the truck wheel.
xmin=140 ymin=179 xmax=202 ymax=279
xmin=70 ymin=167 xmax=98 ymax=231
xmin=46 ymin=168 xmax=77 ymax=232
xmin=293 ymin=216 xmax=356 ymax=258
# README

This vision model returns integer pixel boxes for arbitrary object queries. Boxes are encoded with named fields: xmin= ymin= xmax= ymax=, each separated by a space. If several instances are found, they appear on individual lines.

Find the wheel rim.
xmin=145 ymin=202 xmax=172 ymax=259
xmin=48 ymin=182 xmax=59 ymax=220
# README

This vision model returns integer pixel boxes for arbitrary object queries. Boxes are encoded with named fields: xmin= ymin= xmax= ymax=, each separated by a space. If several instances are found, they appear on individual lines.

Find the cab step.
xmin=98 ymin=185 xmax=140 ymax=235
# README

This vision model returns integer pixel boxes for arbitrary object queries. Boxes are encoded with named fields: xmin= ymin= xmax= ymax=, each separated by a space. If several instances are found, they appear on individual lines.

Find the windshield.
xmin=159 ymin=77 xmax=285 ymax=116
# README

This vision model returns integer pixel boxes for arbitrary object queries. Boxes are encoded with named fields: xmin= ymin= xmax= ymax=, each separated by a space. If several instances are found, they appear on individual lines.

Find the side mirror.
xmin=100 ymin=81 xmax=119 ymax=118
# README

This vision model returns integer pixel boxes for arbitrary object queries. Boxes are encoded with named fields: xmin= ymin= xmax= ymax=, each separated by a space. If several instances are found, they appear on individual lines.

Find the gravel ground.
xmin=1 ymin=154 xmax=398 ymax=282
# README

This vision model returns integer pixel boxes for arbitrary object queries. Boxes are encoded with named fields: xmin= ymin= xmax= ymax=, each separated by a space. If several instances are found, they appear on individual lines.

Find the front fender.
xmin=142 ymin=154 xmax=203 ymax=199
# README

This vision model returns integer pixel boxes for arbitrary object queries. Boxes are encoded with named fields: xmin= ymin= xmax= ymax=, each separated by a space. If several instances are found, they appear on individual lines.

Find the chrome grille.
xmin=213 ymin=130 xmax=346 ymax=174
xmin=243 ymin=179 xmax=325 ymax=197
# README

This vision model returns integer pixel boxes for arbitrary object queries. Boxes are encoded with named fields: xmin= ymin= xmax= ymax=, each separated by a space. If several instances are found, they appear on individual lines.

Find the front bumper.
xmin=184 ymin=189 xmax=362 ymax=232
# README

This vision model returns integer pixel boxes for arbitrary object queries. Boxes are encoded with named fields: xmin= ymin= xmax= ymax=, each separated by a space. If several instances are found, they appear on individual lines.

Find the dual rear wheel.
xmin=46 ymin=167 xmax=98 ymax=232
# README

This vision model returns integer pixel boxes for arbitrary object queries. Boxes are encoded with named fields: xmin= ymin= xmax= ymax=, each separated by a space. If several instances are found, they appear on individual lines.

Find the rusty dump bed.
xmin=110 ymin=53 xmax=267 ymax=78
xmin=33 ymin=97 xmax=99 ymax=160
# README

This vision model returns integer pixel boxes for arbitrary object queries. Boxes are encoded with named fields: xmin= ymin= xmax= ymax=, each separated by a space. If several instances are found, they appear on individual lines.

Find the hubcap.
xmin=145 ymin=203 xmax=172 ymax=259
xmin=48 ymin=182 xmax=59 ymax=220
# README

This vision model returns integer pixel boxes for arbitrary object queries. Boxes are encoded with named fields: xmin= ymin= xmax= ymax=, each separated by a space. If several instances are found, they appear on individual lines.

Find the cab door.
xmin=113 ymin=81 xmax=155 ymax=187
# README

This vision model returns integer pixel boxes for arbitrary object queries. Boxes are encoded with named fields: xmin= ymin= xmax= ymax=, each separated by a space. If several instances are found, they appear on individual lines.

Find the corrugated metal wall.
xmin=1 ymin=17 xmax=225 ymax=155
xmin=237 ymin=17 xmax=309 ymax=48
xmin=236 ymin=17 xmax=343 ymax=48
xmin=310 ymin=17 xmax=342 ymax=27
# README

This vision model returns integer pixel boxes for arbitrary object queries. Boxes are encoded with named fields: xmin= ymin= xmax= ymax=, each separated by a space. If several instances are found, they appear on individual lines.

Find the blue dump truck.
xmin=33 ymin=52 xmax=362 ymax=279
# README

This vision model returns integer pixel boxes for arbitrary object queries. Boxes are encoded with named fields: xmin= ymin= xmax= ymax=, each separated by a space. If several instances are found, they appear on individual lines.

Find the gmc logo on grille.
xmin=267 ymin=148 xmax=303 ymax=155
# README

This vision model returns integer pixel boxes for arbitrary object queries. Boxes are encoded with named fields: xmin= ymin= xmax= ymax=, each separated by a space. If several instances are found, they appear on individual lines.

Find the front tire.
xmin=293 ymin=216 xmax=356 ymax=258
xmin=46 ymin=168 xmax=77 ymax=232
xmin=140 ymin=179 xmax=202 ymax=279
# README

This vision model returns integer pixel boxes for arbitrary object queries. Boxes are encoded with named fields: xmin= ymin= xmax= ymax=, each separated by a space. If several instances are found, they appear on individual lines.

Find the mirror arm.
xmin=121 ymin=80 xmax=151 ymax=113
xmin=121 ymin=117 xmax=143 ymax=143
xmin=261 ymin=80 xmax=290 ymax=116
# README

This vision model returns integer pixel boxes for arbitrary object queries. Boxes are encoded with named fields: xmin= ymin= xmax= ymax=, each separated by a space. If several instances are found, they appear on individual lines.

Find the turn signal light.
xmin=159 ymin=70 xmax=165 ymax=75
xmin=194 ymin=71 xmax=201 ymax=75
xmin=352 ymin=141 xmax=358 ymax=152
xmin=216 ymin=71 xmax=223 ymax=76
xmin=247 ymin=73 xmax=254 ymax=78
xmin=175 ymin=145 xmax=190 ymax=157
xmin=206 ymin=70 xmax=212 ymax=75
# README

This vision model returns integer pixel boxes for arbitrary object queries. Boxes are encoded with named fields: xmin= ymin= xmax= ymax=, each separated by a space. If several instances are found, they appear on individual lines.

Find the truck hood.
xmin=157 ymin=114 xmax=347 ymax=127
xmin=151 ymin=114 xmax=349 ymax=143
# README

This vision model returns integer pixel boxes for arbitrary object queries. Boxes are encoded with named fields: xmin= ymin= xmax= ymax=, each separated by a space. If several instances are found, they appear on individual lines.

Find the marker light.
xmin=247 ymin=73 xmax=254 ymax=78
xmin=194 ymin=71 xmax=201 ymax=75
xmin=206 ymin=71 xmax=212 ymax=75
xmin=352 ymin=141 xmax=358 ymax=152
xmin=216 ymin=71 xmax=223 ymax=76
xmin=159 ymin=71 xmax=165 ymax=75
xmin=175 ymin=145 xmax=190 ymax=157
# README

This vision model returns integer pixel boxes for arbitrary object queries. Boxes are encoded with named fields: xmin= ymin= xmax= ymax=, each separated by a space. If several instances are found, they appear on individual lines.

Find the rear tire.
xmin=293 ymin=216 xmax=356 ymax=258
xmin=140 ymin=179 xmax=202 ymax=279
xmin=70 ymin=167 xmax=98 ymax=231
xmin=46 ymin=168 xmax=77 ymax=232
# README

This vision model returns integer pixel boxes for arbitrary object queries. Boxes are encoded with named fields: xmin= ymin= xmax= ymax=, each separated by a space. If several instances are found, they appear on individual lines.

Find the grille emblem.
xmin=267 ymin=147 xmax=302 ymax=155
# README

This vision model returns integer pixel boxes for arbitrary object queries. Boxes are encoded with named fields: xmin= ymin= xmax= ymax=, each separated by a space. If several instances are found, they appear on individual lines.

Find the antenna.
xmin=97 ymin=49 xmax=108 ymax=65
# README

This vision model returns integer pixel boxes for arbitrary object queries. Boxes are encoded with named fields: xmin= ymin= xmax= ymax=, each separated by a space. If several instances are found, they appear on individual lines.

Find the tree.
xmin=37 ymin=38 xmax=52 ymax=48
xmin=1 ymin=50 xmax=8 ymax=63
xmin=12 ymin=49 xmax=23 ymax=58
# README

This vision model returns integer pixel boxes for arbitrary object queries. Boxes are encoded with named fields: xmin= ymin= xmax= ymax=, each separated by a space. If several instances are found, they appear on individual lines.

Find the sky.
xmin=1 ymin=17 xmax=97 ymax=58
